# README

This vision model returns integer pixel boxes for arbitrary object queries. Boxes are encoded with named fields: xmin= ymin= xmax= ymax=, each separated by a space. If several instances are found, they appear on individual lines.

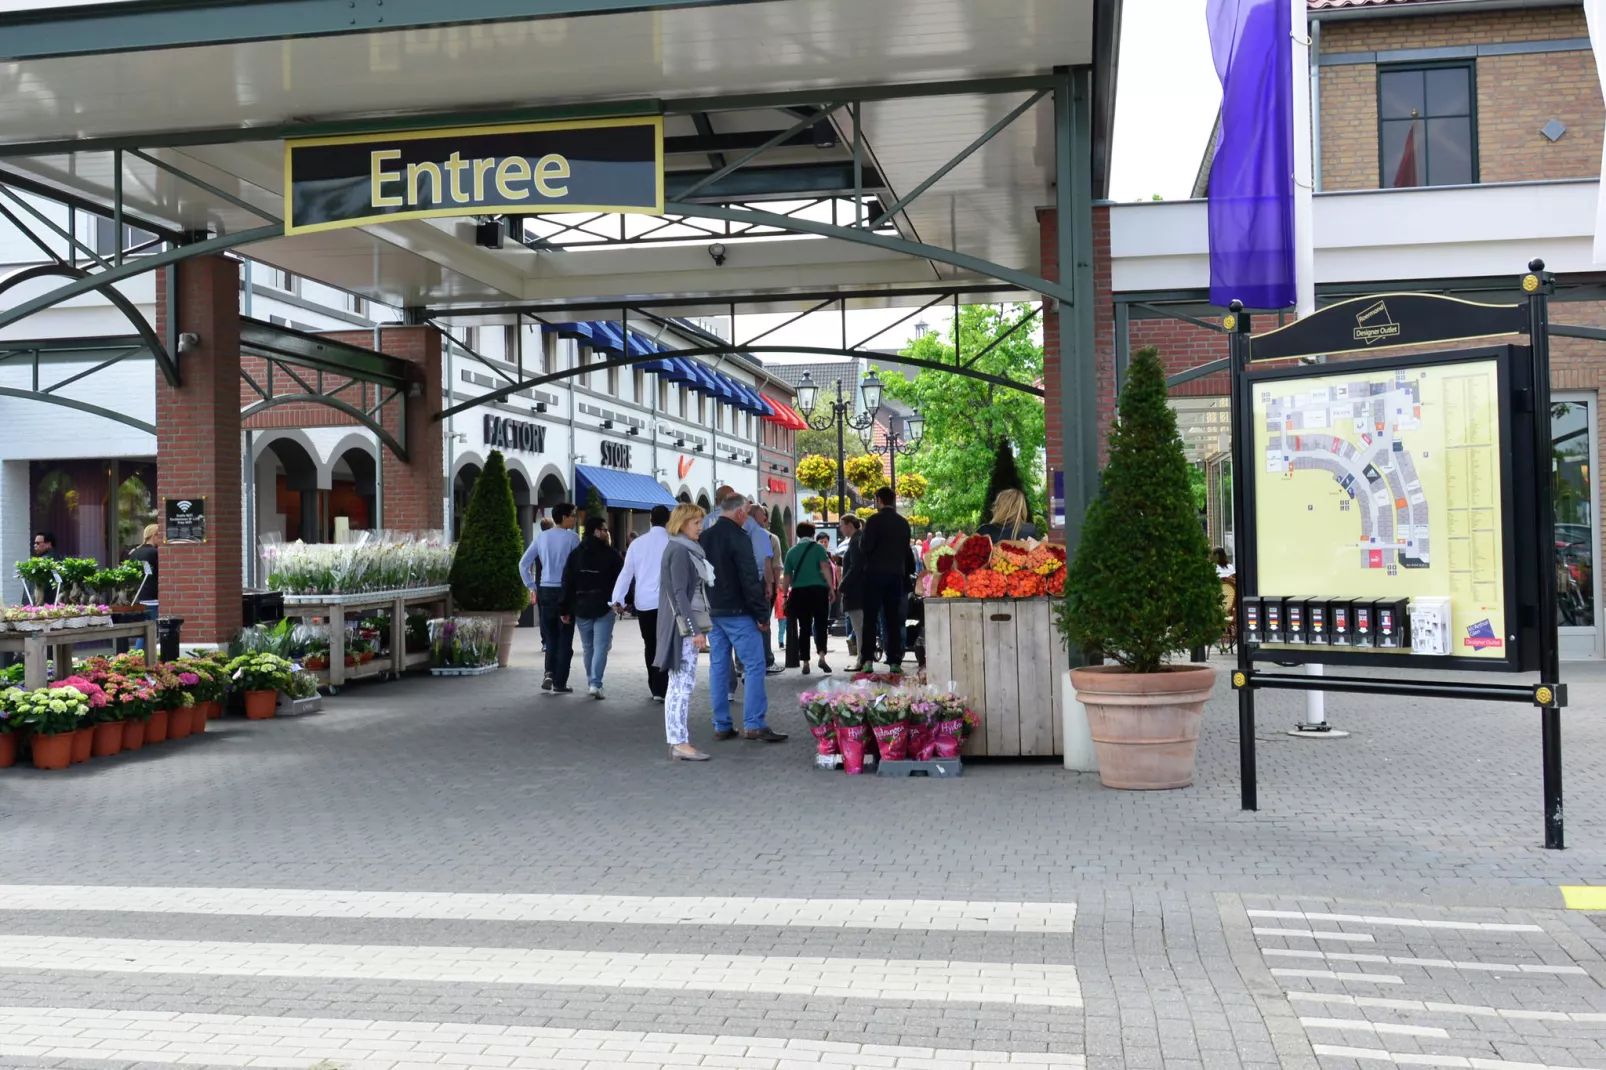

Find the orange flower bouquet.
xmin=990 ymin=541 xmax=1030 ymax=576
xmin=1008 ymin=570 xmax=1046 ymax=598
xmin=964 ymin=569 xmax=1008 ymax=599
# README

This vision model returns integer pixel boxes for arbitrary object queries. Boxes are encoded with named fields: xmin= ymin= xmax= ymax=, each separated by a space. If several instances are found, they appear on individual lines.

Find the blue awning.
xmin=717 ymin=373 xmax=754 ymax=412
xmin=574 ymin=465 xmax=679 ymax=511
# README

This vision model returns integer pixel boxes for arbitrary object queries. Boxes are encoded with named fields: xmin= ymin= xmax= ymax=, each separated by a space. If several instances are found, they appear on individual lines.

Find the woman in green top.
xmin=783 ymin=521 xmax=837 ymax=675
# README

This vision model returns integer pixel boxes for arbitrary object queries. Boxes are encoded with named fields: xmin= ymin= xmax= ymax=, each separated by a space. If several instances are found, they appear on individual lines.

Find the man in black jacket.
xmin=560 ymin=516 xmax=624 ymax=699
xmin=699 ymin=493 xmax=787 ymax=742
xmin=858 ymin=485 xmax=915 ymax=671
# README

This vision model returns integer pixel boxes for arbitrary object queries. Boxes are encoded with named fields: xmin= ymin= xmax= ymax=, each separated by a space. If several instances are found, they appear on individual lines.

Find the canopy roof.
xmin=0 ymin=0 xmax=1118 ymax=319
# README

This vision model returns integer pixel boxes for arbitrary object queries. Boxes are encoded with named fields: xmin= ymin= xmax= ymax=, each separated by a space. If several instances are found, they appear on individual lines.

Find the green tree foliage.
xmin=448 ymin=450 xmax=530 ymax=612
xmin=1058 ymin=349 xmax=1224 ymax=673
xmin=981 ymin=440 xmax=1031 ymax=522
xmin=882 ymin=304 xmax=1046 ymax=530
xmin=795 ymin=390 xmax=868 ymax=461
xmin=768 ymin=501 xmax=788 ymax=550
xmin=585 ymin=485 xmax=605 ymax=519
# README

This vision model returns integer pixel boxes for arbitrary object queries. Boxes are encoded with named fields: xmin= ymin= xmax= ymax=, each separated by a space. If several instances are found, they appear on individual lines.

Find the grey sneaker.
xmin=591 ymin=687 xmax=605 ymax=700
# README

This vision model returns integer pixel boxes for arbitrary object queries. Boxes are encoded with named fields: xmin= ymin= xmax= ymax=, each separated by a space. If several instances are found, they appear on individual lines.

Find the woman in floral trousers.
xmin=654 ymin=503 xmax=714 ymax=761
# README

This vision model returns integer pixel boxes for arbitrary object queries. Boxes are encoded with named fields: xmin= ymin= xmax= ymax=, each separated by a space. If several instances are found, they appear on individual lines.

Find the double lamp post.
xmin=796 ymin=369 xmax=925 ymax=523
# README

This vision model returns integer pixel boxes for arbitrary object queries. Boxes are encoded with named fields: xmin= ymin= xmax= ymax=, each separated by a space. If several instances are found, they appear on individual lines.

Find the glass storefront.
xmin=30 ymin=460 xmax=157 ymax=566
xmin=1552 ymin=398 xmax=1596 ymax=635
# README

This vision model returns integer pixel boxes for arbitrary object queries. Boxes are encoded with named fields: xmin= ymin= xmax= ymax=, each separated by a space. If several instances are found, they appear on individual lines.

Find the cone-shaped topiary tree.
xmin=1058 ymin=348 xmax=1223 ymax=673
xmin=768 ymin=500 xmax=789 ymax=551
xmin=981 ymin=440 xmax=1029 ymax=523
xmin=448 ymin=450 xmax=529 ymax=612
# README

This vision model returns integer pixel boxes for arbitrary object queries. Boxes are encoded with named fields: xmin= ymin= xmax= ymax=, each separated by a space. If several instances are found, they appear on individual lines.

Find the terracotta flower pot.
xmin=1071 ymin=664 xmax=1216 ymax=790
xmin=30 ymin=731 xmax=71 ymax=770
xmin=91 ymin=721 xmax=123 ymax=758
xmin=168 ymin=707 xmax=193 ymax=739
xmin=70 ymin=727 xmax=93 ymax=764
xmin=0 ymin=732 xmax=15 ymax=768
xmin=121 ymin=719 xmax=146 ymax=751
xmin=145 ymin=708 xmax=169 ymax=743
xmin=243 ymin=690 xmax=277 ymax=720
xmin=304 ymin=657 xmax=328 ymax=671
xmin=190 ymin=707 xmax=208 ymax=734
xmin=210 ymin=699 xmax=223 ymax=719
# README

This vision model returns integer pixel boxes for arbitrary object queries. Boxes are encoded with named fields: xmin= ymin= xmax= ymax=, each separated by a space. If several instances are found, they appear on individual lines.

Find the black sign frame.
xmin=164 ymin=496 xmax=207 ymax=544
xmin=285 ymin=117 xmax=664 ymax=236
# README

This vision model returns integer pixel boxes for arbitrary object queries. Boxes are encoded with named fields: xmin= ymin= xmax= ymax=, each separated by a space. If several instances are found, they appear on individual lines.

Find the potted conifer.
xmin=448 ymin=450 xmax=528 ymax=668
xmin=1055 ymin=347 xmax=1224 ymax=789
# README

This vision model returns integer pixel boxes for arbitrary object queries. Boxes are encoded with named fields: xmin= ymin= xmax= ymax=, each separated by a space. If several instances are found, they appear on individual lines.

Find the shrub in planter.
xmin=227 ymin=653 xmax=292 ymax=719
xmin=9 ymin=685 xmax=90 ymax=769
xmin=448 ymin=449 xmax=528 ymax=668
xmin=1056 ymin=348 xmax=1224 ymax=789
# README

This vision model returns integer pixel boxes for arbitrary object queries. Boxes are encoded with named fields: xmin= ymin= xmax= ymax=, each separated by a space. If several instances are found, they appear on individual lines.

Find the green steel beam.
xmin=1057 ymin=66 xmax=1099 ymax=557
xmin=0 ymin=386 xmax=155 ymax=434
xmin=0 ymin=263 xmax=180 ymax=385
xmin=242 ymin=394 xmax=408 ymax=461
xmin=1167 ymin=357 xmax=1230 ymax=388
xmin=677 ymin=104 xmax=846 ymax=200
xmin=424 ymin=283 xmax=1021 ymax=320
xmin=127 ymin=148 xmax=283 ymax=226
xmin=666 ymin=163 xmax=887 ymax=202
xmin=0 ymin=168 xmax=183 ymax=242
xmin=239 ymin=317 xmax=409 ymax=387
xmin=665 ymin=201 xmax=1077 ymax=307
xmin=0 ymin=224 xmax=282 ymax=334
xmin=0 ymin=0 xmax=771 ymax=61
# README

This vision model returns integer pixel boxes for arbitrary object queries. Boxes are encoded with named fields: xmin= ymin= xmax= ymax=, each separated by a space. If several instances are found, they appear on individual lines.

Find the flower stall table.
xmin=279 ymin=586 xmax=452 ymax=690
xmin=0 ymin=619 xmax=159 ymax=690
xmin=923 ymin=597 xmax=1068 ymax=758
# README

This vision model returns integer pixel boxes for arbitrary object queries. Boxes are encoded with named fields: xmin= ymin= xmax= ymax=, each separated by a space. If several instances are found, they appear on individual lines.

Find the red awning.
xmin=760 ymin=393 xmax=809 ymax=431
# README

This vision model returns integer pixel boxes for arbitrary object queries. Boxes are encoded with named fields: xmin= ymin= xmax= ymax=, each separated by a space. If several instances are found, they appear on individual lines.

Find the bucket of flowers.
xmin=832 ymin=691 xmax=873 ymax=775
xmin=799 ymin=690 xmax=841 ymax=768
xmin=10 ymin=684 xmax=89 ymax=769
xmin=868 ymin=690 xmax=911 ymax=762
xmin=226 ymin=653 xmax=293 ymax=720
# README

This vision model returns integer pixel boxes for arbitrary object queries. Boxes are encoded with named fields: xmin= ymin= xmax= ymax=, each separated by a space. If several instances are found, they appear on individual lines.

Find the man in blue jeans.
xmin=519 ymin=502 xmax=579 ymax=694
xmin=699 ymin=493 xmax=787 ymax=742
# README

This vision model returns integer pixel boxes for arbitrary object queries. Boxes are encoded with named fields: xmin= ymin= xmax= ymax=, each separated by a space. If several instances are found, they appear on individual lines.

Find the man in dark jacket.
xmin=560 ymin=516 xmax=624 ymax=699
xmin=858 ymin=485 xmax=915 ymax=671
xmin=699 ymin=493 xmax=787 ymax=742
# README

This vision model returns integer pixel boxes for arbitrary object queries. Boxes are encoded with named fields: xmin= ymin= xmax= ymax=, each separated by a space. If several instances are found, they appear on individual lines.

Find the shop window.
xmin=608 ymin=365 xmax=620 ymax=397
xmin=1553 ymin=400 xmax=1595 ymax=629
xmin=698 ymin=395 xmax=707 ymax=424
xmin=633 ymin=368 xmax=645 ymax=404
xmin=659 ymin=379 xmax=669 ymax=411
xmin=91 ymin=217 xmax=158 ymax=257
xmin=1379 ymin=63 xmax=1475 ymax=188
xmin=679 ymin=386 xmax=688 ymax=418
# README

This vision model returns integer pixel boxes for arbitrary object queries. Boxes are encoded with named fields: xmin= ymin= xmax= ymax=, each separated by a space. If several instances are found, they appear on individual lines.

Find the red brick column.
xmin=154 ymin=256 xmax=243 ymax=644
xmin=322 ymin=326 xmax=444 ymax=532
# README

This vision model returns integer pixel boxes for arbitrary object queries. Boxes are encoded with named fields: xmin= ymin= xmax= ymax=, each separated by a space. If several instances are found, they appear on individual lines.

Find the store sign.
xmin=600 ymin=441 xmax=632 ymax=470
xmin=677 ymin=456 xmax=694 ymax=479
xmin=164 ymin=496 xmax=206 ymax=545
xmin=484 ymin=414 xmax=546 ymax=454
xmin=284 ymin=117 xmax=664 ymax=235
xmin=766 ymin=477 xmax=789 ymax=493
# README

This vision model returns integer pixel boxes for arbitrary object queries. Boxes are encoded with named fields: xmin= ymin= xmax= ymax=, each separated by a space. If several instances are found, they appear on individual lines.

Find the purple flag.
xmin=1207 ymin=0 xmax=1295 ymax=309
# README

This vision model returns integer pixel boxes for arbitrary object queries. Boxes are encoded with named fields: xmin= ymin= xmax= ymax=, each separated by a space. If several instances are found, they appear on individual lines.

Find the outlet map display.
xmin=1253 ymin=358 xmax=1507 ymax=658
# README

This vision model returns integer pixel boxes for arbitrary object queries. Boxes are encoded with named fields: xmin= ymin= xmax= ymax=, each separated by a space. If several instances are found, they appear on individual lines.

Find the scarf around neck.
xmin=670 ymin=533 xmax=716 ymax=587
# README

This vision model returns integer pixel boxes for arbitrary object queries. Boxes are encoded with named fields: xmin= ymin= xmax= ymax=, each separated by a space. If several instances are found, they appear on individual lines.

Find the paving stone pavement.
xmin=0 ymin=626 xmax=1603 ymax=1069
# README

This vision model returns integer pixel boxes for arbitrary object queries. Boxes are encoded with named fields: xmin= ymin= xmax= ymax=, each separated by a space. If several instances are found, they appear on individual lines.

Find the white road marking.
xmin=1262 ymin=948 xmax=1587 ymax=975
xmin=0 ymin=935 xmax=1083 ymax=1007
xmin=1311 ymin=1043 xmax=1598 ymax=1069
xmin=0 ymin=1005 xmax=1087 ymax=1069
xmin=1288 ymin=991 xmax=1606 ymax=1024
xmin=0 ymin=884 xmax=1077 ymax=933
xmin=1269 ymin=968 xmax=1404 ymax=984
xmin=1253 ymin=927 xmax=1376 ymax=943
xmin=1248 ymin=909 xmax=1542 ymax=934
xmin=1298 ymin=1016 xmax=1449 ymax=1038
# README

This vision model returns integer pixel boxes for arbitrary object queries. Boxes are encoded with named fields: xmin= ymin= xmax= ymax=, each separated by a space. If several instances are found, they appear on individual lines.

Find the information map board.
xmin=1246 ymin=347 xmax=1528 ymax=670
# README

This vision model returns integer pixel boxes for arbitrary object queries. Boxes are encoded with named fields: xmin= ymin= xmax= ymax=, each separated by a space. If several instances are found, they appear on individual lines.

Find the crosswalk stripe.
xmin=1263 ymin=948 xmax=1588 ymax=975
xmin=1269 ymin=968 xmax=1404 ymax=984
xmin=0 ymin=885 xmax=1076 ymax=932
xmin=0 ymin=935 xmax=1083 ymax=1006
xmin=1298 ymin=1016 xmax=1449 ymax=1038
xmin=0 ymin=1006 xmax=1087 ymax=1069
xmin=1253 ymin=927 xmax=1376 ymax=942
xmin=1311 ymin=1043 xmax=1598 ymax=1069
xmin=1288 ymin=991 xmax=1606 ymax=1024
xmin=1247 ymin=910 xmax=1542 ymax=933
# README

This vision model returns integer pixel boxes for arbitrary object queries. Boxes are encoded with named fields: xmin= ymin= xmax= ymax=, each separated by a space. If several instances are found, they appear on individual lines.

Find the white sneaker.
xmin=591 ymin=687 xmax=605 ymax=700
xmin=587 ymin=685 xmax=599 ymax=698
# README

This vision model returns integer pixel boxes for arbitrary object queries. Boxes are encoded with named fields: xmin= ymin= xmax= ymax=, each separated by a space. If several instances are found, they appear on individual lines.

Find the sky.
xmin=747 ymin=0 xmax=1220 ymax=352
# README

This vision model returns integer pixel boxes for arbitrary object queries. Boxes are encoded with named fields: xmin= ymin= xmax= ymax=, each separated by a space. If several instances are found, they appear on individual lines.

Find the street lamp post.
xmin=860 ymin=410 xmax=925 ymax=490
xmin=797 ymin=371 xmax=880 ymax=522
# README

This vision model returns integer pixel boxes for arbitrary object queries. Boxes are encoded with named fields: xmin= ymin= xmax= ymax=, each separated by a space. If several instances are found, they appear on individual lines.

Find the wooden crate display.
xmin=924 ymin=598 xmax=1066 ymax=757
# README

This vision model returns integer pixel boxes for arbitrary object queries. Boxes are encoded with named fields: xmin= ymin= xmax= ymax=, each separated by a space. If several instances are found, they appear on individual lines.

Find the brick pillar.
xmin=323 ymin=326 xmax=445 ymax=532
xmin=155 ymin=256 xmax=243 ymax=644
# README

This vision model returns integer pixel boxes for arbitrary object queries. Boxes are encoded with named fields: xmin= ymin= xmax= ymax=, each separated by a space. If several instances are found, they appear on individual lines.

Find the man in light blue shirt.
xmin=520 ymin=502 xmax=580 ymax=693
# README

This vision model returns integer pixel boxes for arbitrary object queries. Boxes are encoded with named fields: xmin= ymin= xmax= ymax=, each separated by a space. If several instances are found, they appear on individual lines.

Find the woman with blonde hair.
xmin=975 ymin=488 xmax=1036 ymax=541
xmin=128 ymin=523 xmax=161 ymax=617
xmin=654 ymin=503 xmax=715 ymax=761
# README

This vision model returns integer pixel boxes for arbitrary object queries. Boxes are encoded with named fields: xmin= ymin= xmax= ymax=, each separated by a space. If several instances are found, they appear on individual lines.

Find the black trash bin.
xmin=517 ymin=604 xmax=536 ymax=629
xmin=157 ymin=617 xmax=184 ymax=662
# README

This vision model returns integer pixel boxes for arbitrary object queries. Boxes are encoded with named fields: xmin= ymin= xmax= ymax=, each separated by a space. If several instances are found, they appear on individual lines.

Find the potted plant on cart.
xmin=448 ymin=449 xmax=529 ymax=669
xmin=11 ymin=684 xmax=90 ymax=770
xmin=227 ymin=653 xmax=293 ymax=719
xmin=0 ymin=692 xmax=16 ymax=768
xmin=1055 ymin=348 xmax=1224 ymax=789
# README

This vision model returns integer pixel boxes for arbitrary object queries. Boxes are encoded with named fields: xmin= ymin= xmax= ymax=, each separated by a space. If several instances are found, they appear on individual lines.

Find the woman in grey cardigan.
xmin=655 ymin=503 xmax=715 ymax=761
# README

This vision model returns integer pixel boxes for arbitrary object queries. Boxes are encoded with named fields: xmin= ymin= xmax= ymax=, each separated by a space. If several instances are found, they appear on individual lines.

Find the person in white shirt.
xmin=611 ymin=504 xmax=672 ymax=702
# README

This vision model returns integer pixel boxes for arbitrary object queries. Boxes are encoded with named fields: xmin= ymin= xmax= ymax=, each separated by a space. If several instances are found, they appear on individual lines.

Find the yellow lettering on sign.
xmin=370 ymin=149 xmax=403 ymax=208
xmin=495 ymin=156 xmax=532 ymax=200
xmin=443 ymin=151 xmax=471 ymax=204
xmin=473 ymin=157 xmax=497 ymax=201
xmin=406 ymin=161 xmax=443 ymax=207
xmin=534 ymin=153 xmax=571 ymax=197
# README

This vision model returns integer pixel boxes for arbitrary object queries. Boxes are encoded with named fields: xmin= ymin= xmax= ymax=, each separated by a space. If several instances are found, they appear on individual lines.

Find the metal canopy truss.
xmin=0 ymin=261 xmax=179 ymax=385
xmin=238 ymin=317 xmax=411 ymax=461
xmin=0 ymin=334 xmax=156 ymax=434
